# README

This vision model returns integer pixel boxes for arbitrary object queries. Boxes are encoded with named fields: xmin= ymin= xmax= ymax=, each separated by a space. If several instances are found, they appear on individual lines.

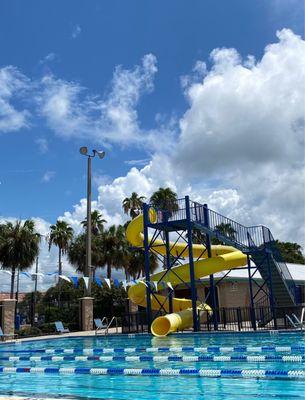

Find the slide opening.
xmin=151 ymin=316 xmax=171 ymax=337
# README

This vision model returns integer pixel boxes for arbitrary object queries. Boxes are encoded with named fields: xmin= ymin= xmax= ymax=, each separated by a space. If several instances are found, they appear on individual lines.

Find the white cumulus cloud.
xmin=38 ymin=54 xmax=158 ymax=146
xmin=0 ymin=66 xmax=30 ymax=133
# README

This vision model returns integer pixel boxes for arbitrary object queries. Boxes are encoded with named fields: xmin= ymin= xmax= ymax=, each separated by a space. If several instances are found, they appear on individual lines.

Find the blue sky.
xmin=0 ymin=0 xmax=304 ymax=290
xmin=0 ymin=0 xmax=303 ymax=221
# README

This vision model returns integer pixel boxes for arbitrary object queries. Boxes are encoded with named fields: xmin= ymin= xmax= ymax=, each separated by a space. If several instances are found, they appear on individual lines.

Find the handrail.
xmin=286 ymin=314 xmax=297 ymax=328
xmin=105 ymin=316 xmax=119 ymax=335
xmin=285 ymin=308 xmax=305 ymax=331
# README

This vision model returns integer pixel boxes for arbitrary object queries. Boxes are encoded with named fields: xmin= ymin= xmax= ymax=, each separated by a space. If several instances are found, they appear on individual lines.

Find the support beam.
xmin=247 ymin=254 xmax=257 ymax=330
xmin=185 ymin=195 xmax=198 ymax=332
xmin=165 ymin=228 xmax=173 ymax=313
xmin=143 ymin=203 xmax=152 ymax=332
xmin=266 ymin=252 xmax=277 ymax=329
xmin=203 ymin=203 xmax=218 ymax=330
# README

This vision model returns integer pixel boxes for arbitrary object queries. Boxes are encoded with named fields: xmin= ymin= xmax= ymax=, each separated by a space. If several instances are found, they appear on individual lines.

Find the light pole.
xmin=79 ymin=147 xmax=105 ymax=295
xmin=32 ymin=257 xmax=39 ymax=325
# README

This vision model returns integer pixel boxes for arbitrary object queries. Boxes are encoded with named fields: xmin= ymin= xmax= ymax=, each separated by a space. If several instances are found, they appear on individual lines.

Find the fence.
xmin=17 ymin=291 xmax=80 ymax=333
xmin=121 ymin=305 xmax=305 ymax=334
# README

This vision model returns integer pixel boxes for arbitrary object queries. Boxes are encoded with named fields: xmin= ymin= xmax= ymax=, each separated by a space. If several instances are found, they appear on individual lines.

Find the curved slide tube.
xmin=126 ymin=210 xmax=247 ymax=337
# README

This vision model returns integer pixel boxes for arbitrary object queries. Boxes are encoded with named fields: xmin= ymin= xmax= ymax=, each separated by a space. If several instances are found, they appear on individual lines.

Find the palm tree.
xmin=212 ymin=223 xmax=236 ymax=245
xmin=0 ymin=220 xmax=40 ymax=298
xmin=48 ymin=220 xmax=73 ymax=275
xmin=67 ymin=233 xmax=103 ymax=278
xmin=150 ymin=187 xmax=178 ymax=217
xmin=186 ymin=228 xmax=207 ymax=245
xmin=150 ymin=188 xmax=178 ymax=270
xmin=101 ymin=225 xmax=130 ymax=279
xmin=81 ymin=210 xmax=106 ymax=235
xmin=126 ymin=249 xmax=158 ymax=279
xmin=275 ymin=240 xmax=305 ymax=264
xmin=122 ymin=192 xmax=146 ymax=219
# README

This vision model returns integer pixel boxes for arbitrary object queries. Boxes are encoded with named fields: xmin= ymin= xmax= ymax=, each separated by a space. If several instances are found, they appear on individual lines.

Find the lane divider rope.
xmin=1 ymin=355 xmax=305 ymax=363
xmin=1 ymin=346 xmax=305 ymax=355
xmin=0 ymin=366 xmax=304 ymax=379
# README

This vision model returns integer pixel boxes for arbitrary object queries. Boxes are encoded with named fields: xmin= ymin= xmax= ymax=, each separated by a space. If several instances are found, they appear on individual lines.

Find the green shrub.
xmin=39 ymin=323 xmax=55 ymax=334
xmin=17 ymin=326 xmax=42 ymax=337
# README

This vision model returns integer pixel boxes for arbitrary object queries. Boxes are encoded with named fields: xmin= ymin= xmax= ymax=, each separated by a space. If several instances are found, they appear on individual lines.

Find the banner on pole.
xmin=70 ymin=276 xmax=79 ymax=288
xmin=59 ymin=275 xmax=71 ymax=283
xmin=83 ymin=277 xmax=89 ymax=289
xmin=104 ymin=278 xmax=111 ymax=288
xmin=95 ymin=277 xmax=102 ymax=287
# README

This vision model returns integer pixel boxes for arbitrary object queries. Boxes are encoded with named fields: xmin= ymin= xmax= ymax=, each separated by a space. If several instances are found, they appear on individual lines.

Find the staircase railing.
xmin=261 ymin=228 xmax=297 ymax=301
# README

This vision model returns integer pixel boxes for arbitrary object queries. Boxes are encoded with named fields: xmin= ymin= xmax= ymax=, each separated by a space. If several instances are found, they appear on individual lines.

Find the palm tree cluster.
xmin=0 ymin=220 xmax=40 ymax=298
xmin=68 ymin=215 xmax=158 ymax=280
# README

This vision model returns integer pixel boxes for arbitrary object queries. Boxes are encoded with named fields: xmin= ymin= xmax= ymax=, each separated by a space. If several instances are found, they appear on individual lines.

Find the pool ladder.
xmin=286 ymin=307 xmax=305 ymax=331
xmin=95 ymin=316 xmax=119 ymax=335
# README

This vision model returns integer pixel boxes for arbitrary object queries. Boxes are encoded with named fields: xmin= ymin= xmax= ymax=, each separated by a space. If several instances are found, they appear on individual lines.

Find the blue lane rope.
xmin=1 ymin=355 xmax=305 ymax=363
xmin=1 ymin=346 xmax=304 ymax=355
xmin=0 ymin=366 xmax=304 ymax=378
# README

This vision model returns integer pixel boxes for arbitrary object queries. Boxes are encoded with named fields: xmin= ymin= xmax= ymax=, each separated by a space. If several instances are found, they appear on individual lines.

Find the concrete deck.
xmin=1 ymin=327 xmax=123 ymax=345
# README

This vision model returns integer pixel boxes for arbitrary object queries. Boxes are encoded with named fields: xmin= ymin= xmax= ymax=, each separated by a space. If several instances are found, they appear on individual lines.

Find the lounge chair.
xmin=94 ymin=318 xmax=108 ymax=335
xmin=0 ymin=326 xmax=17 ymax=341
xmin=55 ymin=321 xmax=70 ymax=334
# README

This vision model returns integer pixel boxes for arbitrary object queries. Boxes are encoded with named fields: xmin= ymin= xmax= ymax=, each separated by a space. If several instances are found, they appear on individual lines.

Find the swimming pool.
xmin=1 ymin=331 xmax=305 ymax=399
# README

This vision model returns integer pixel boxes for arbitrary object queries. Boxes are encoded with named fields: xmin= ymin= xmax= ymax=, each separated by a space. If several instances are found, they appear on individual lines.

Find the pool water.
xmin=1 ymin=332 xmax=305 ymax=399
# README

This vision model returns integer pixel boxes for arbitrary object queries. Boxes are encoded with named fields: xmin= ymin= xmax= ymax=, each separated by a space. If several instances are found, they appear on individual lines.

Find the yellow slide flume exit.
xmin=126 ymin=210 xmax=247 ymax=337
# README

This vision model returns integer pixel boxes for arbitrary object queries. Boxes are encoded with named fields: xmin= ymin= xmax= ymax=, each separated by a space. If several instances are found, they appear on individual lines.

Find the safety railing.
xmin=286 ymin=308 xmax=305 ymax=330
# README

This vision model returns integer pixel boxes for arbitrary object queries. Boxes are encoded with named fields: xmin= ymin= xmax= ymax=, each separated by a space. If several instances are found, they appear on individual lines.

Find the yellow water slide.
xmin=126 ymin=210 xmax=247 ymax=337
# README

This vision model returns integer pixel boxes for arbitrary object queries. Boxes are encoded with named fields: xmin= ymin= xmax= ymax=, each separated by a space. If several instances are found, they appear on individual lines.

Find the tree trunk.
xmin=107 ymin=263 xmax=111 ymax=279
xmin=10 ymin=267 xmax=16 ymax=299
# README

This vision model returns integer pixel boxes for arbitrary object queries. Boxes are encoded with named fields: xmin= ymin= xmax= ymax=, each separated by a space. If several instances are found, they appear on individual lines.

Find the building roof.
xmin=0 ymin=292 xmax=26 ymax=301
xmin=199 ymin=263 xmax=305 ymax=284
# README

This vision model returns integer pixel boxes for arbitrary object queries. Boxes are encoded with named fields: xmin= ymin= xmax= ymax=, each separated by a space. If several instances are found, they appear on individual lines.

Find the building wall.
xmin=218 ymin=282 xmax=249 ymax=308
xmin=179 ymin=281 xmax=268 ymax=308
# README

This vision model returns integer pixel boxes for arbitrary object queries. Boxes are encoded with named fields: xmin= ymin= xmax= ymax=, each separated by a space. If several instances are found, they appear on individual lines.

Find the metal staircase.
xmin=154 ymin=199 xmax=298 ymax=309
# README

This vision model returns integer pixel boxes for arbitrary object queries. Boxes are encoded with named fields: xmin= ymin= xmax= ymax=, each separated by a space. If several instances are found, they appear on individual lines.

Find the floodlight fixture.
xmin=93 ymin=150 xmax=106 ymax=159
xmin=79 ymin=146 xmax=88 ymax=155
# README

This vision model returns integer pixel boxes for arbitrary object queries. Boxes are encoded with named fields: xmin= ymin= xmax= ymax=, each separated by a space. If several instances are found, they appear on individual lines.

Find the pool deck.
xmin=1 ymin=327 xmax=122 ymax=345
